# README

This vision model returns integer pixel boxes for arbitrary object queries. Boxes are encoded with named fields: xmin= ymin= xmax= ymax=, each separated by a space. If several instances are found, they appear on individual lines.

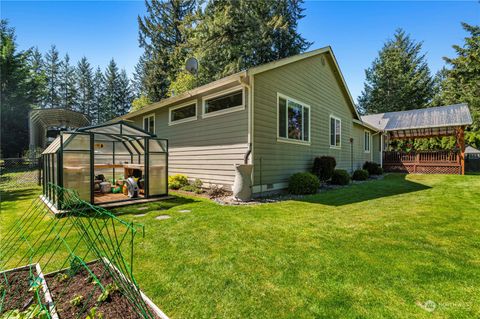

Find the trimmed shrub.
xmin=168 ymin=174 xmax=189 ymax=190
xmin=288 ymin=172 xmax=320 ymax=195
xmin=312 ymin=156 xmax=337 ymax=181
xmin=331 ymin=169 xmax=351 ymax=185
xmin=352 ymin=169 xmax=369 ymax=181
xmin=363 ymin=161 xmax=383 ymax=175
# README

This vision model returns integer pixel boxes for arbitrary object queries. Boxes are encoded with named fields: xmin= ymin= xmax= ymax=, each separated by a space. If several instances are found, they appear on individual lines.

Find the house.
xmin=116 ymin=46 xmax=380 ymax=194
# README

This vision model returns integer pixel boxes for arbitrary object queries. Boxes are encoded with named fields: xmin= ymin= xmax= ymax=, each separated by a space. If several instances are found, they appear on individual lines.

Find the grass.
xmin=1 ymin=174 xmax=480 ymax=318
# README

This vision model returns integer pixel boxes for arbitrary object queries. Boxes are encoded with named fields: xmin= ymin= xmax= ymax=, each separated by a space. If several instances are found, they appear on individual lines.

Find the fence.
xmin=383 ymin=150 xmax=462 ymax=174
xmin=0 ymin=157 xmax=41 ymax=190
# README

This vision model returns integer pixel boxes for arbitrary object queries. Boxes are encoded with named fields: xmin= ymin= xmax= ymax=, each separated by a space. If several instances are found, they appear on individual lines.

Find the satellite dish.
xmin=185 ymin=57 xmax=198 ymax=76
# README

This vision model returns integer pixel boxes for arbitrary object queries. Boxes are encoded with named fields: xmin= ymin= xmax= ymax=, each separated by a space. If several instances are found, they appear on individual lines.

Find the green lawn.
xmin=1 ymin=174 xmax=479 ymax=318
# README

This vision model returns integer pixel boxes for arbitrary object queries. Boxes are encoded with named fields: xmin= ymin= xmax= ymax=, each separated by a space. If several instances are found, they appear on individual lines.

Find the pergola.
xmin=362 ymin=104 xmax=473 ymax=175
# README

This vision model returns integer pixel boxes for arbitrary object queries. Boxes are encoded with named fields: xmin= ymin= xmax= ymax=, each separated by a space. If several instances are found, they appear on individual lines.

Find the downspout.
xmin=239 ymin=75 xmax=252 ymax=164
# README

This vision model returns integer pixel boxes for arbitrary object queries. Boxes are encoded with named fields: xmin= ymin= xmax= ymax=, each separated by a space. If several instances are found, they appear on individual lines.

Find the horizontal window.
xmin=330 ymin=116 xmax=341 ymax=148
xmin=170 ymin=103 xmax=196 ymax=124
xmin=204 ymin=90 xmax=243 ymax=115
xmin=278 ymin=95 xmax=310 ymax=143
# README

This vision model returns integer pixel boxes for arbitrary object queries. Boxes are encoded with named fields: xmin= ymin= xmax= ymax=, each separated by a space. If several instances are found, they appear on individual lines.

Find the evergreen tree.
xmin=44 ymin=45 xmax=62 ymax=108
xmin=190 ymin=0 xmax=311 ymax=84
xmin=132 ymin=52 xmax=147 ymax=97
xmin=102 ymin=59 xmax=121 ymax=122
xmin=433 ymin=22 xmax=480 ymax=132
xmin=92 ymin=66 xmax=105 ymax=124
xmin=358 ymin=29 xmax=435 ymax=114
xmin=28 ymin=47 xmax=47 ymax=108
xmin=138 ymin=0 xmax=197 ymax=101
xmin=76 ymin=56 xmax=94 ymax=117
xmin=0 ymin=20 xmax=39 ymax=157
xmin=117 ymin=69 xmax=134 ymax=115
xmin=59 ymin=54 xmax=77 ymax=109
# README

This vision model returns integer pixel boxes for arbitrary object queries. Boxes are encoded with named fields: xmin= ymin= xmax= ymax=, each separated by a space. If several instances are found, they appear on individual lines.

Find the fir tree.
xmin=76 ymin=56 xmax=94 ymax=117
xmin=433 ymin=22 xmax=480 ymax=132
xmin=92 ymin=66 xmax=105 ymax=124
xmin=132 ymin=52 xmax=147 ymax=97
xmin=0 ymin=20 xmax=40 ymax=157
xmin=28 ymin=47 xmax=47 ymax=108
xmin=138 ymin=0 xmax=197 ymax=101
xmin=102 ymin=59 xmax=121 ymax=122
xmin=358 ymin=29 xmax=435 ymax=114
xmin=59 ymin=54 xmax=77 ymax=109
xmin=44 ymin=45 xmax=62 ymax=108
xmin=190 ymin=0 xmax=311 ymax=84
xmin=117 ymin=69 xmax=134 ymax=115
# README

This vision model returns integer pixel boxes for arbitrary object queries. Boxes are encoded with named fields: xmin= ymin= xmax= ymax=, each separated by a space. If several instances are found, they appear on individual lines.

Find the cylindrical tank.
xmin=232 ymin=164 xmax=253 ymax=201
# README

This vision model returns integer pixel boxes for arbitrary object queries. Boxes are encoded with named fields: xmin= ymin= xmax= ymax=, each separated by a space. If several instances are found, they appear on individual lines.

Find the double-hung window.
xmin=330 ymin=116 xmax=341 ymax=148
xmin=364 ymin=131 xmax=371 ymax=153
xmin=277 ymin=94 xmax=310 ymax=143
xmin=143 ymin=114 xmax=155 ymax=134
xmin=169 ymin=102 xmax=197 ymax=125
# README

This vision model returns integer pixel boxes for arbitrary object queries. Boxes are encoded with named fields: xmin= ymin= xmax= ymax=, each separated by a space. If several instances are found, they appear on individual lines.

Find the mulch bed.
xmin=0 ymin=267 xmax=39 ymax=314
xmin=45 ymin=261 xmax=157 ymax=319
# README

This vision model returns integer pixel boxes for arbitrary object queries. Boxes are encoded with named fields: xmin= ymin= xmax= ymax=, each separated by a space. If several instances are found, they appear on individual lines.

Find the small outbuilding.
xmin=41 ymin=121 xmax=168 ymax=209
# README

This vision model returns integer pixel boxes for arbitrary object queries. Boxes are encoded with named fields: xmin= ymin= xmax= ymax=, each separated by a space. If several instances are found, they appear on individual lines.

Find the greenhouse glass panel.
xmin=148 ymin=153 xmax=167 ymax=196
xmin=63 ymin=152 xmax=90 ymax=201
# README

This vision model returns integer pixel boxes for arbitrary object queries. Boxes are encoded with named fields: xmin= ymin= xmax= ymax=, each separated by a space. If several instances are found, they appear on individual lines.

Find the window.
xmin=330 ymin=116 xmax=341 ymax=148
xmin=143 ymin=114 xmax=155 ymax=134
xmin=203 ymin=88 xmax=244 ymax=117
xmin=364 ymin=131 xmax=371 ymax=152
xmin=169 ymin=102 xmax=197 ymax=125
xmin=277 ymin=94 xmax=310 ymax=143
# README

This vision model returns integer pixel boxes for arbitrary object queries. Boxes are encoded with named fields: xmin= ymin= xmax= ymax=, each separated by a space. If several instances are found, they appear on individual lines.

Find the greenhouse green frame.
xmin=41 ymin=121 xmax=168 ymax=209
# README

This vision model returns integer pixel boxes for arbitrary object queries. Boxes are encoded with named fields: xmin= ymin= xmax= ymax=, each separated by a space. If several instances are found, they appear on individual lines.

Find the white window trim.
xmin=364 ymin=130 xmax=371 ymax=153
xmin=276 ymin=93 xmax=311 ymax=145
xmin=168 ymin=100 xmax=198 ymax=126
xmin=202 ymin=86 xmax=245 ymax=119
xmin=143 ymin=113 xmax=155 ymax=134
xmin=329 ymin=115 xmax=341 ymax=149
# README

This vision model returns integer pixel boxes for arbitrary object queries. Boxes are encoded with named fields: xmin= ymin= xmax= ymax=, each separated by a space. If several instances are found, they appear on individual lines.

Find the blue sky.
xmin=2 ymin=1 xmax=479 ymax=101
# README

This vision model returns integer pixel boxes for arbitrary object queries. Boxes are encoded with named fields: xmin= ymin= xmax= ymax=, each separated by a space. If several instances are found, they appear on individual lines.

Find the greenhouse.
xmin=41 ymin=121 xmax=168 ymax=209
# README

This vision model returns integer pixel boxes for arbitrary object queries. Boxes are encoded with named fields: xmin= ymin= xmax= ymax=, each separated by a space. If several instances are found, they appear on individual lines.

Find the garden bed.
xmin=1 ymin=260 xmax=168 ymax=319
xmin=0 ymin=264 xmax=54 ymax=318
xmin=44 ymin=259 xmax=165 ymax=319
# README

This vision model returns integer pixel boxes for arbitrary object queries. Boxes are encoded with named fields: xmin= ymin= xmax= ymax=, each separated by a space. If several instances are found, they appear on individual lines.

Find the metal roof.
xmin=361 ymin=104 xmax=472 ymax=132
xmin=466 ymin=146 xmax=480 ymax=154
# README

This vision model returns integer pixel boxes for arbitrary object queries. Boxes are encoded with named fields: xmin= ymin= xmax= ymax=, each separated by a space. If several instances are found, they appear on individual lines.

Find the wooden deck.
xmin=94 ymin=192 xmax=144 ymax=204
xmin=383 ymin=150 xmax=462 ymax=174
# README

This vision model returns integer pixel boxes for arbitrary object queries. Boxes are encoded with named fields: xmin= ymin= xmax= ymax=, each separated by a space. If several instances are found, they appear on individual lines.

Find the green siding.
xmin=129 ymin=84 xmax=249 ymax=189
xmin=252 ymin=53 xmax=365 ymax=190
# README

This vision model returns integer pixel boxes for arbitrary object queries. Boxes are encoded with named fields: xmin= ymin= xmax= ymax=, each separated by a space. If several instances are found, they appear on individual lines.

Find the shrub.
xmin=207 ymin=184 xmax=228 ymax=198
xmin=288 ymin=172 xmax=320 ymax=195
xmin=362 ymin=161 xmax=383 ymax=175
xmin=331 ymin=169 xmax=350 ymax=185
xmin=352 ymin=169 xmax=369 ymax=181
xmin=312 ymin=156 xmax=337 ymax=181
xmin=168 ymin=174 xmax=189 ymax=190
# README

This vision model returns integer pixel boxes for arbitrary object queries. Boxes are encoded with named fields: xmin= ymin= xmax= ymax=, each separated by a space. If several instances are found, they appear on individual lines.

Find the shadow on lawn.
xmin=299 ymin=174 xmax=431 ymax=206
xmin=111 ymin=196 xmax=198 ymax=216
xmin=0 ymin=187 xmax=41 ymax=204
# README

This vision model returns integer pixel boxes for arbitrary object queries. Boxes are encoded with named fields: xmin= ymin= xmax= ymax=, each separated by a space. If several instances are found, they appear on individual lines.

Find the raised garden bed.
xmin=0 ymin=263 xmax=53 ymax=318
xmin=1 ymin=260 xmax=168 ymax=319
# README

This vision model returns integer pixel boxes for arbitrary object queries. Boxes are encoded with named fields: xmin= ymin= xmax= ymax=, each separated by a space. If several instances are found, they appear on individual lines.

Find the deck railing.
xmin=383 ymin=150 xmax=461 ymax=174
xmin=383 ymin=150 xmax=459 ymax=164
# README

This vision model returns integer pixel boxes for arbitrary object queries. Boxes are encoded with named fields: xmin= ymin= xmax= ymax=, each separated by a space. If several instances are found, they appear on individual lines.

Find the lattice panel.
xmin=384 ymin=164 xmax=460 ymax=174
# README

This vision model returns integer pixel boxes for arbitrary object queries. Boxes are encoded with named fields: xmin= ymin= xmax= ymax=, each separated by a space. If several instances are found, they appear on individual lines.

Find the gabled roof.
xmin=466 ymin=146 xmax=480 ymax=154
xmin=362 ymin=104 xmax=472 ymax=131
xmin=117 ymin=46 xmax=361 ymax=121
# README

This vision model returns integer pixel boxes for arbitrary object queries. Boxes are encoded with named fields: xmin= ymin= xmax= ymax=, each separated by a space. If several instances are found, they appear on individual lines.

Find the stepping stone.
xmin=155 ymin=215 xmax=171 ymax=220
xmin=178 ymin=209 xmax=191 ymax=213
xmin=134 ymin=213 xmax=147 ymax=217
xmin=137 ymin=206 xmax=149 ymax=210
